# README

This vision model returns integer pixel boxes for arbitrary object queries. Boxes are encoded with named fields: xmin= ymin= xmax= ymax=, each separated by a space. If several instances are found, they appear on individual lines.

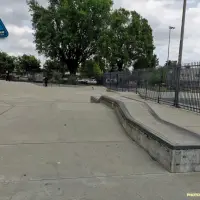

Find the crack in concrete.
xmin=0 ymin=105 xmax=15 ymax=116
xmin=0 ymin=100 xmax=15 ymax=107
xmin=3 ymin=172 xmax=169 ymax=185
xmin=0 ymin=140 xmax=128 ymax=146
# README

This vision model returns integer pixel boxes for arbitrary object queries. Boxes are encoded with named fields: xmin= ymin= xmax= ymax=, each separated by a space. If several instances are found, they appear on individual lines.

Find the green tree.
xmin=164 ymin=60 xmax=177 ymax=67
xmin=93 ymin=55 xmax=107 ymax=73
xmin=133 ymin=54 xmax=159 ymax=70
xmin=28 ymin=0 xmax=112 ymax=76
xmin=149 ymin=69 xmax=161 ymax=85
xmin=43 ymin=59 xmax=61 ymax=77
xmin=98 ymin=8 xmax=156 ymax=71
xmin=17 ymin=54 xmax=41 ymax=74
xmin=0 ymin=52 xmax=16 ymax=74
xmin=80 ymin=59 xmax=103 ymax=79
xmin=148 ymin=68 xmax=167 ymax=86
xmin=93 ymin=63 xmax=103 ymax=79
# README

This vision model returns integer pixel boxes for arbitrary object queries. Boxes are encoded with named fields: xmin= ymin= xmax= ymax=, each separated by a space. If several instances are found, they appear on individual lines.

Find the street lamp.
xmin=167 ymin=26 xmax=175 ymax=65
xmin=177 ymin=0 xmax=187 ymax=66
xmin=174 ymin=0 xmax=187 ymax=107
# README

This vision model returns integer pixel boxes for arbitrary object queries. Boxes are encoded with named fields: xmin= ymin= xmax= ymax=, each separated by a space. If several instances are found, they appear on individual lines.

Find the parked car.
xmin=77 ymin=78 xmax=97 ymax=85
xmin=87 ymin=79 xmax=97 ymax=84
xmin=77 ymin=78 xmax=88 ymax=84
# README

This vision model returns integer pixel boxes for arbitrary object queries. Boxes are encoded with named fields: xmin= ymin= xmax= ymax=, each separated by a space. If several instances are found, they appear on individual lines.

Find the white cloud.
xmin=1 ymin=0 xmax=200 ymax=66
xmin=7 ymin=25 xmax=33 ymax=36
xmin=18 ymin=39 xmax=35 ymax=48
xmin=116 ymin=0 xmax=200 ymax=65
xmin=5 ymin=8 xmax=13 ymax=13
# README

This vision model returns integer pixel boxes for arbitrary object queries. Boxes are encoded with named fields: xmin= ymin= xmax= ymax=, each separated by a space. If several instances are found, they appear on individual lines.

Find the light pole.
xmin=167 ymin=26 xmax=175 ymax=65
xmin=177 ymin=0 xmax=187 ymax=66
xmin=174 ymin=0 xmax=187 ymax=107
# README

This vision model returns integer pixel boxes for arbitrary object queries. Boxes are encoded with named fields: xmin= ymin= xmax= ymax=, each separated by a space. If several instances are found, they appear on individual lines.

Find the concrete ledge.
xmin=90 ymin=96 xmax=101 ymax=103
xmin=91 ymin=95 xmax=200 ymax=173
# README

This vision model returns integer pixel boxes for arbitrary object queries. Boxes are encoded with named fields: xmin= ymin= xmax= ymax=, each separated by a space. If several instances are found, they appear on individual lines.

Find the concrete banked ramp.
xmin=91 ymin=95 xmax=200 ymax=173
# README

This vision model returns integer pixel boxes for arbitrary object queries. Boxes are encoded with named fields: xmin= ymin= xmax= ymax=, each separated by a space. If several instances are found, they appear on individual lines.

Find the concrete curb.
xmin=91 ymin=95 xmax=200 ymax=173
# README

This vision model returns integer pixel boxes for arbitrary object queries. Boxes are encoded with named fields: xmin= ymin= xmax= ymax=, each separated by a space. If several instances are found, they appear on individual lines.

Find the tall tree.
xmin=0 ymin=52 xmax=16 ymax=74
xmin=93 ymin=55 xmax=107 ymax=73
xmin=43 ymin=59 xmax=60 ymax=72
xmin=17 ymin=54 xmax=41 ymax=74
xmin=98 ymin=8 xmax=157 ymax=71
xmin=28 ymin=0 xmax=112 ymax=75
xmin=133 ymin=54 xmax=159 ymax=70
xmin=164 ymin=60 xmax=177 ymax=67
xmin=80 ymin=59 xmax=102 ymax=79
xmin=43 ymin=59 xmax=62 ymax=77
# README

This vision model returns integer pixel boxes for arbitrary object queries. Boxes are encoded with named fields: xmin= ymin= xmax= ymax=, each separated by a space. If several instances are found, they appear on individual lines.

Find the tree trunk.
xmin=66 ymin=59 xmax=79 ymax=85
xmin=67 ymin=59 xmax=78 ymax=75
xmin=117 ymin=60 xmax=123 ymax=71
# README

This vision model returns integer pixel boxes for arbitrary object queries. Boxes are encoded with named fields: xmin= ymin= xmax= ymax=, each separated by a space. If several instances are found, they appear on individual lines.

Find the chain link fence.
xmin=103 ymin=63 xmax=200 ymax=113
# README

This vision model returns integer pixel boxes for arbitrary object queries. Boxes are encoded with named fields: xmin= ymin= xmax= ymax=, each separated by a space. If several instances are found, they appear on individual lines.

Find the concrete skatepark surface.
xmin=0 ymin=80 xmax=199 ymax=199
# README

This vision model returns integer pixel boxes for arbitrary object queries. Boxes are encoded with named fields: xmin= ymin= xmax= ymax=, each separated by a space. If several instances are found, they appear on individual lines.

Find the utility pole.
xmin=174 ymin=0 xmax=187 ymax=107
xmin=177 ymin=0 xmax=187 ymax=66
xmin=167 ymin=26 xmax=175 ymax=65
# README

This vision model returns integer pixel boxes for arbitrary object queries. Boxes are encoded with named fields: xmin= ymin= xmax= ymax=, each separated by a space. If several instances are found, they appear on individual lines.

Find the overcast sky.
xmin=0 ymin=0 xmax=200 ymax=66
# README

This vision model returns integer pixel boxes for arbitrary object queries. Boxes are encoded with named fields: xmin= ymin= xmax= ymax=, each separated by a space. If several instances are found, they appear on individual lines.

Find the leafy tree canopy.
xmin=43 ymin=59 xmax=61 ymax=74
xmin=133 ymin=54 xmax=159 ymax=70
xmin=164 ymin=60 xmax=177 ymax=67
xmin=0 ymin=52 xmax=16 ymax=74
xmin=28 ymin=0 xmax=113 ymax=75
xmin=80 ymin=59 xmax=103 ymax=79
xmin=98 ymin=8 xmax=158 ymax=71
xmin=17 ymin=54 xmax=41 ymax=74
xmin=0 ymin=51 xmax=41 ymax=76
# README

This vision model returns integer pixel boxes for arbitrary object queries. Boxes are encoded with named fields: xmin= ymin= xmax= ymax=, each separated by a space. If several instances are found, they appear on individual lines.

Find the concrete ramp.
xmin=91 ymin=95 xmax=200 ymax=173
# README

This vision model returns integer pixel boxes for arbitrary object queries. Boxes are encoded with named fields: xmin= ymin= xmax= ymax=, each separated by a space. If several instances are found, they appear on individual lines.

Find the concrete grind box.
xmin=91 ymin=95 xmax=200 ymax=173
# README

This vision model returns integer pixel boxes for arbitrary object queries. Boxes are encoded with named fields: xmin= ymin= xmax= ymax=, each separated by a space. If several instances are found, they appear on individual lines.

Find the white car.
xmin=88 ymin=79 xmax=97 ymax=84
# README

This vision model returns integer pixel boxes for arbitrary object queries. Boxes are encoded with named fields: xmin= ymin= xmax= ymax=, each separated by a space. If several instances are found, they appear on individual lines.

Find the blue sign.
xmin=0 ymin=19 xmax=8 ymax=38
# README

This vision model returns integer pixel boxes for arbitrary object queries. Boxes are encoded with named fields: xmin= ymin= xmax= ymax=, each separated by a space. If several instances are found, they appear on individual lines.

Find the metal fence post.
xmin=145 ymin=80 xmax=148 ymax=99
xmin=159 ymin=68 xmax=164 ymax=103
xmin=135 ymin=71 xmax=138 ymax=94
xmin=136 ymin=80 xmax=138 ymax=94
xmin=174 ymin=65 xmax=181 ymax=107
xmin=127 ymin=76 xmax=129 ymax=92
xmin=135 ymin=71 xmax=139 ymax=94
xmin=116 ymin=73 xmax=118 ymax=90
xmin=157 ymin=70 xmax=162 ymax=104
xmin=109 ymin=72 xmax=111 ymax=89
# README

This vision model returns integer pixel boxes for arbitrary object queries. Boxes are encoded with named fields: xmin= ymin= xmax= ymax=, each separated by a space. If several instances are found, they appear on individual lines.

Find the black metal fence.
xmin=103 ymin=63 xmax=200 ymax=113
